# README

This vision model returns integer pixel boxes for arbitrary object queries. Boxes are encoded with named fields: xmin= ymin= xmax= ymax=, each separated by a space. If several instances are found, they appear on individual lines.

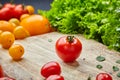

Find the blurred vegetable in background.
xmin=38 ymin=0 xmax=120 ymax=52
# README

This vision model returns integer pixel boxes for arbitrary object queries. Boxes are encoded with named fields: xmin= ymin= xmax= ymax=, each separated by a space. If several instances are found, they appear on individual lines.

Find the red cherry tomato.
xmin=3 ymin=3 xmax=16 ymax=10
xmin=0 ymin=65 xmax=4 ymax=78
xmin=0 ymin=7 xmax=12 ymax=20
xmin=55 ymin=36 xmax=82 ymax=62
xmin=13 ymin=4 xmax=28 ymax=19
xmin=46 ymin=75 xmax=64 ymax=80
xmin=41 ymin=61 xmax=61 ymax=78
xmin=0 ymin=77 xmax=15 ymax=80
xmin=96 ymin=73 xmax=112 ymax=80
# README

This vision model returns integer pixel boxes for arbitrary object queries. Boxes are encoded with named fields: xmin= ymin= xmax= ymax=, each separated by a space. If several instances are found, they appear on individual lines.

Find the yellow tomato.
xmin=0 ymin=30 xmax=3 ymax=43
xmin=9 ymin=44 xmax=24 ymax=61
xmin=0 ymin=30 xmax=3 ymax=35
xmin=0 ymin=21 xmax=15 ymax=32
xmin=13 ymin=26 xmax=30 ymax=39
xmin=20 ymin=15 xmax=51 ymax=36
xmin=25 ymin=5 xmax=35 ymax=15
xmin=11 ymin=22 xmax=18 ymax=28
xmin=20 ymin=14 xmax=30 ymax=21
xmin=9 ymin=18 xmax=20 ymax=26
xmin=0 ymin=31 xmax=15 ymax=49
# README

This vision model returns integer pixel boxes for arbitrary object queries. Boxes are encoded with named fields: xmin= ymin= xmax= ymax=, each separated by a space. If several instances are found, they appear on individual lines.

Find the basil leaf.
xmin=48 ymin=39 xmax=52 ymax=42
xmin=113 ymin=66 xmax=119 ymax=72
xmin=96 ymin=56 xmax=105 ymax=62
xmin=116 ymin=60 xmax=120 ymax=64
xmin=117 ymin=72 xmax=120 ymax=78
xmin=96 ymin=64 xmax=103 ymax=69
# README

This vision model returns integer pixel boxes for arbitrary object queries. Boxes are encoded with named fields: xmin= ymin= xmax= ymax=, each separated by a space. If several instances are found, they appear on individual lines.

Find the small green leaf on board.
xmin=96 ymin=56 xmax=105 ymax=62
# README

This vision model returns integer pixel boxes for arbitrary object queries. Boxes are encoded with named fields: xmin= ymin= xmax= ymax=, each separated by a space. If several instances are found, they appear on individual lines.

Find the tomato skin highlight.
xmin=96 ymin=73 xmax=112 ymax=80
xmin=41 ymin=61 xmax=61 ymax=78
xmin=55 ymin=36 xmax=82 ymax=62
xmin=46 ymin=75 xmax=64 ymax=80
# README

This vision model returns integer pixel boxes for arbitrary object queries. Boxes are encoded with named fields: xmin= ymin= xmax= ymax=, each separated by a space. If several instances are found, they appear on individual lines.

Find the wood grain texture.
xmin=0 ymin=32 xmax=120 ymax=80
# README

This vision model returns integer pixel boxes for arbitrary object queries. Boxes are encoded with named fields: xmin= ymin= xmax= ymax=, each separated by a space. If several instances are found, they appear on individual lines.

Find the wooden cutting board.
xmin=0 ymin=32 xmax=120 ymax=80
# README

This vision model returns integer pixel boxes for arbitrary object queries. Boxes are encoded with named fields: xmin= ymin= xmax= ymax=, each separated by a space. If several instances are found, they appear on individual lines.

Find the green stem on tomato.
xmin=67 ymin=36 xmax=74 ymax=43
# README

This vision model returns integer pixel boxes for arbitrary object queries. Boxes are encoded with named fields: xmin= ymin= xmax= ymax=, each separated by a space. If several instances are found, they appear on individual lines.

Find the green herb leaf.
xmin=117 ymin=72 xmax=120 ymax=78
xmin=116 ymin=60 xmax=120 ymax=64
xmin=96 ymin=64 xmax=103 ymax=69
xmin=48 ymin=39 xmax=52 ymax=42
xmin=96 ymin=56 xmax=105 ymax=62
xmin=113 ymin=66 xmax=119 ymax=72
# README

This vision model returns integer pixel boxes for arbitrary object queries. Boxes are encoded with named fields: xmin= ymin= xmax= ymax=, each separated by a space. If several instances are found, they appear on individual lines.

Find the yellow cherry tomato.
xmin=25 ymin=5 xmax=35 ymax=15
xmin=13 ymin=26 xmax=30 ymax=39
xmin=0 ymin=30 xmax=3 ymax=44
xmin=0 ymin=30 xmax=3 ymax=35
xmin=9 ymin=44 xmax=24 ymax=61
xmin=0 ymin=21 xmax=15 ymax=32
xmin=20 ymin=14 xmax=30 ymax=21
xmin=9 ymin=18 xmax=20 ymax=26
xmin=0 ymin=31 xmax=15 ymax=49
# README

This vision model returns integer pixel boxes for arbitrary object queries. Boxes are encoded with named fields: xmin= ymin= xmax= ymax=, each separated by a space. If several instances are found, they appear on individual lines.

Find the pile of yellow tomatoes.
xmin=0 ymin=3 xmax=52 ymax=61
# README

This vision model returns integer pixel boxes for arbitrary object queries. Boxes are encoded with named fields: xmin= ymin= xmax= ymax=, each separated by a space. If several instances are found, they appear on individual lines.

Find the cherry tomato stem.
xmin=67 ymin=36 xmax=74 ymax=43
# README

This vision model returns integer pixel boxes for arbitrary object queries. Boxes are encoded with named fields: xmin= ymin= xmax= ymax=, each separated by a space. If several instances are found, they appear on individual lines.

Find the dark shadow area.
xmin=65 ymin=61 xmax=80 ymax=67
